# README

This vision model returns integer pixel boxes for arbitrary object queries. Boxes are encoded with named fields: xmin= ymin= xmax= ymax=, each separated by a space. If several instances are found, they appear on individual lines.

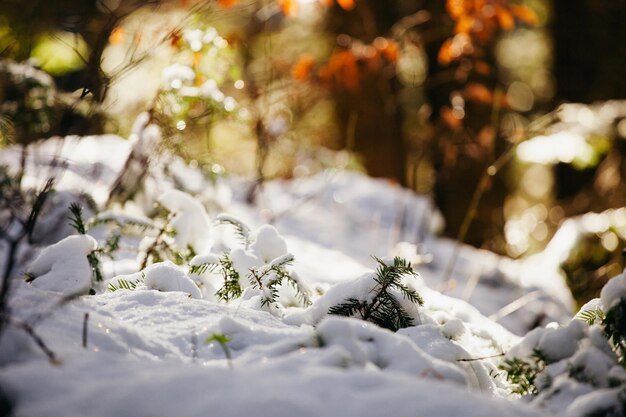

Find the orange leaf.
xmin=472 ymin=0 xmax=485 ymax=12
xmin=218 ymin=0 xmax=238 ymax=8
xmin=511 ymin=5 xmax=538 ymax=26
xmin=322 ymin=50 xmax=360 ymax=92
xmin=318 ymin=0 xmax=333 ymax=6
xmin=438 ymin=39 xmax=454 ymax=65
xmin=192 ymin=51 xmax=202 ymax=69
xmin=169 ymin=30 xmax=182 ymax=49
xmin=494 ymin=5 xmax=515 ymax=31
xmin=455 ymin=16 xmax=475 ymax=34
xmin=474 ymin=17 xmax=496 ymax=42
xmin=377 ymin=39 xmax=399 ymax=63
xmin=477 ymin=125 xmax=495 ymax=149
xmin=109 ymin=27 xmax=124 ymax=45
xmin=464 ymin=83 xmax=493 ymax=105
xmin=337 ymin=0 xmax=356 ymax=11
xmin=473 ymin=60 xmax=491 ymax=76
xmin=292 ymin=55 xmax=315 ymax=81
xmin=441 ymin=106 xmax=463 ymax=130
xmin=446 ymin=0 xmax=470 ymax=20
xmin=279 ymin=0 xmax=298 ymax=16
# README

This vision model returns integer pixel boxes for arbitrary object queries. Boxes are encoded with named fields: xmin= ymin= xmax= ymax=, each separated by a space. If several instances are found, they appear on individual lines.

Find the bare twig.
xmin=82 ymin=313 xmax=89 ymax=349
xmin=456 ymin=352 xmax=505 ymax=362
xmin=9 ymin=317 xmax=61 ymax=365
xmin=488 ymin=290 xmax=543 ymax=322
xmin=440 ymin=111 xmax=558 ymax=290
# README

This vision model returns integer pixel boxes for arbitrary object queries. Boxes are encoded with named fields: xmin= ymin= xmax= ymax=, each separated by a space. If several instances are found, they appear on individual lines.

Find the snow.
xmin=142 ymin=261 xmax=202 ymax=299
xmin=26 ymin=234 xmax=97 ymax=295
xmin=2 ymin=132 xmax=625 ymax=417
xmin=600 ymin=269 xmax=626 ymax=312
xmin=250 ymin=225 xmax=288 ymax=263
xmin=157 ymin=189 xmax=213 ymax=254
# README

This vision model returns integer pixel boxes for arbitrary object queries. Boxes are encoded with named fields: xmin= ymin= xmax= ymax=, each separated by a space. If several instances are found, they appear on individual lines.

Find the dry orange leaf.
xmin=192 ymin=51 xmax=202 ymax=69
xmin=279 ymin=0 xmax=299 ymax=16
xmin=455 ymin=16 xmax=475 ymax=34
xmin=378 ymin=40 xmax=399 ymax=62
xmin=446 ymin=0 xmax=470 ymax=20
xmin=494 ymin=5 xmax=515 ymax=31
xmin=109 ymin=27 xmax=124 ymax=45
xmin=321 ymin=50 xmax=360 ymax=92
xmin=169 ymin=30 xmax=182 ymax=49
xmin=441 ymin=106 xmax=463 ymax=130
xmin=511 ymin=5 xmax=538 ymax=25
xmin=438 ymin=39 xmax=454 ymax=65
xmin=292 ymin=55 xmax=315 ymax=81
xmin=477 ymin=125 xmax=495 ymax=149
xmin=337 ymin=0 xmax=356 ymax=11
xmin=473 ymin=60 xmax=491 ymax=76
xmin=218 ymin=0 xmax=239 ymax=8
xmin=464 ymin=83 xmax=493 ymax=104
xmin=472 ymin=0 xmax=486 ymax=12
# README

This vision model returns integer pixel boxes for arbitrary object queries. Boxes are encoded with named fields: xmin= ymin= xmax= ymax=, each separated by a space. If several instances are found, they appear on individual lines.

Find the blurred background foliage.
xmin=1 ymin=0 xmax=626 ymax=305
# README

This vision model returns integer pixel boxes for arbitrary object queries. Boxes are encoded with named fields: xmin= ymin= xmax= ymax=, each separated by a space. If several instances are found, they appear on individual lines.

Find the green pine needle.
xmin=328 ymin=256 xmax=423 ymax=331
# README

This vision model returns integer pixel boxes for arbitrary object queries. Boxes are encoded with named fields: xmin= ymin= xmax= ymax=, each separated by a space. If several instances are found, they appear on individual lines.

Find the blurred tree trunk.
xmin=327 ymin=0 xmax=509 ymax=250
xmin=551 ymin=0 xmax=626 ymax=216
xmin=326 ymin=2 xmax=414 ymax=183
xmin=552 ymin=0 xmax=626 ymax=102
xmin=421 ymin=0 xmax=507 ymax=251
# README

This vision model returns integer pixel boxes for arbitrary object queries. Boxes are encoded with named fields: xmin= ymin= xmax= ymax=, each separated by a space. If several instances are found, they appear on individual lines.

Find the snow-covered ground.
xmin=0 ymin=128 xmax=624 ymax=416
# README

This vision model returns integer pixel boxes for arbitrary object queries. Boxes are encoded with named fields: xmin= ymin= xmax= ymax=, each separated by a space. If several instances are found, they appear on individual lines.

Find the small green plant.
xmin=575 ymin=307 xmax=605 ymax=325
xmin=191 ymin=253 xmax=311 ymax=308
xmin=604 ymin=298 xmax=626 ymax=367
xmin=249 ymin=254 xmax=310 ymax=308
xmin=68 ymin=203 xmax=104 ymax=283
xmin=216 ymin=214 xmax=251 ymax=248
xmin=141 ymin=202 xmax=208 ymax=269
xmin=190 ymin=254 xmax=242 ymax=302
xmin=206 ymin=333 xmax=233 ymax=369
xmin=328 ymin=257 xmax=424 ymax=332
xmin=107 ymin=273 xmax=145 ymax=292
xmin=499 ymin=350 xmax=546 ymax=396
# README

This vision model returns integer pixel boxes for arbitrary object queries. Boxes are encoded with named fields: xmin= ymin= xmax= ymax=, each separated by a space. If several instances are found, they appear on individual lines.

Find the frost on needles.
xmin=328 ymin=256 xmax=424 ymax=332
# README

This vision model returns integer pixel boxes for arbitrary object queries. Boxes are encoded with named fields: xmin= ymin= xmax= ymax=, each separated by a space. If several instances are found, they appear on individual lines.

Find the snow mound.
xmin=158 ymin=189 xmax=213 ymax=254
xmin=26 ymin=234 xmax=97 ymax=295
xmin=142 ymin=261 xmax=202 ymax=299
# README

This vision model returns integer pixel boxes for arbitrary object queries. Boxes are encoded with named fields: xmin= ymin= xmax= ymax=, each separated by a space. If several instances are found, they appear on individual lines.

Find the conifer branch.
xmin=68 ymin=203 xmax=104 ymax=282
xmin=329 ymin=257 xmax=423 ymax=331
xmin=216 ymin=214 xmax=251 ymax=248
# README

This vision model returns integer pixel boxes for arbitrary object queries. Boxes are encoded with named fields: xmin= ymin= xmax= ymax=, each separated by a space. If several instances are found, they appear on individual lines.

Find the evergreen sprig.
xmin=108 ymin=278 xmax=138 ymax=292
xmin=107 ymin=272 xmax=145 ymax=292
xmin=575 ymin=307 xmax=605 ymax=325
xmin=499 ymin=353 xmax=545 ymax=396
xmin=140 ymin=216 xmax=194 ymax=269
xmin=604 ymin=298 xmax=626 ymax=367
xmin=248 ymin=254 xmax=311 ymax=308
xmin=25 ymin=178 xmax=55 ymax=242
xmin=68 ymin=203 xmax=103 ymax=283
xmin=328 ymin=256 xmax=423 ymax=331
xmin=216 ymin=214 xmax=251 ymax=248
